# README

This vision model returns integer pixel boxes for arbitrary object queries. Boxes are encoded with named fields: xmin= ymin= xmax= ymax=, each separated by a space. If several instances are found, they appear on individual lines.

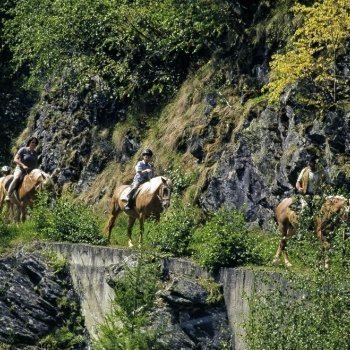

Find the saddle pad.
xmin=120 ymin=187 xmax=131 ymax=202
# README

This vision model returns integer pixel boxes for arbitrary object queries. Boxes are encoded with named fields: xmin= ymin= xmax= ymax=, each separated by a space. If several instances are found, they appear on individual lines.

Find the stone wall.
xmin=45 ymin=242 xmax=273 ymax=349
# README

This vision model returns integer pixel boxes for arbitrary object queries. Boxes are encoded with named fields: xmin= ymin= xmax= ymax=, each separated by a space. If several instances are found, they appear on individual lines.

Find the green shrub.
xmin=165 ymin=168 xmax=196 ymax=195
xmin=245 ymin=269 xmax=350 ymax=350
xmin=31 ymin=194 xmax=107 ymax=245
xmin=145 ymin=196 xmax=199 ymax=256
xmin=190 ymin=207 xmax=265 ymax=271
xmin=94 ymin=251 xmax=165 ymax=350
xmin=0 ymin=215 xmax=15 ymax=250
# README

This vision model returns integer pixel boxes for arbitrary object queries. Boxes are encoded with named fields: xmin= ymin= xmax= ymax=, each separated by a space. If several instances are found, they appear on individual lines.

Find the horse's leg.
xmin=127 ymin=216 xmax=136 ymax=248
xmin=282 ymin=234 xmax=292 ymax=268
xmin=316 ymin=224 xmax=330 ymax=269
xmin=21 ymin=203 xmax=27 ymax=222
xmin=138 ymin=214 xmax=146 ymax=247
xmin=104 ymin=199 xmax=121 ymax=242
xmin=272 ymin=223 xmax=287 ymax=265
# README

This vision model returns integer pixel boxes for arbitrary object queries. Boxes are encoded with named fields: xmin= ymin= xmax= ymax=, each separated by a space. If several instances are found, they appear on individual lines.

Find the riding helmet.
xmin=142 ymin=148 xmax=153 ymax=156
xmin=1 ymin=165 xmax=11 ymax=174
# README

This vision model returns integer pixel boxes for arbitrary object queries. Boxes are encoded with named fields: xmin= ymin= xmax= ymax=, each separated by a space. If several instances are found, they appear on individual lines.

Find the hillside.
xmin=2 ymin=1 xmax=349 ymax=227
xmin=1 ymin=0 xmax=350 ymax=227
xmin=1 ymin=1 xmax=350 ymax=349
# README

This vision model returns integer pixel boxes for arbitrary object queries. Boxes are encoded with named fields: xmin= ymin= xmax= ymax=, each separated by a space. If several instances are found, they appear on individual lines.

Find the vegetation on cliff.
xmin=1 ymin=0 xmax=350 ymax=347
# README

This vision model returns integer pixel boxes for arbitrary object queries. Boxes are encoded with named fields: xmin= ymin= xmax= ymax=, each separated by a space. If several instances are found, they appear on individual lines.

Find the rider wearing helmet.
xmin=1 ymin=166 xmax=11 ymax=176
xmin=124 ymin=148 xmax=154 ymax=211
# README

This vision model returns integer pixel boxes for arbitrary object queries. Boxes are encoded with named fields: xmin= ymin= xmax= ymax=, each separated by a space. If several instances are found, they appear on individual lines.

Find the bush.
xmin=94 ymin=251 xmax=165 ymax=350
xmin=146 ymin=196 xmax=199 ymax=256
xmin=245 ymin=269 xmax=350 ymax=350
xmin=31 ymin=194 xmax=107 ymax=245
xmin=190 ymin=207 xmax=265 ymax=271
xmin=0 ymin=214 xmax=16 ymax=250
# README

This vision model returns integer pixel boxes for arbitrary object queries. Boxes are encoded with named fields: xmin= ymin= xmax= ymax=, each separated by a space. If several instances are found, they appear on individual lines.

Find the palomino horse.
xmin=104 ymin=176 xmax=172 ymax=247
xmin=1 ymin=169 xmax=54 ymax=222
xmin=274 ymin=195 xmax=349 ymax=268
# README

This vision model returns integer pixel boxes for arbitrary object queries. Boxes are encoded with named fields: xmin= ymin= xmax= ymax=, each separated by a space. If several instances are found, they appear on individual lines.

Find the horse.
xmin=1 ymin=169 xmax=55 ymax=223
xmin=273 ymin=195 xmax=349 ymax=268
xmin=104 ymin=176 xmax=172 ymax=247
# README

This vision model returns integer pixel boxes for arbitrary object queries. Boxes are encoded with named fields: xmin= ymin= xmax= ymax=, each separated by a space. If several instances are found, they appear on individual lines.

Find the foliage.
xmin=94 ymin=250 xmax=166 ymax=350
xmin=245 ymin=269 xmax=350 ymax=350
xmin=30 ymin=192 xmax=107 ymax=245
xmin=38 ymin=322 xmax=85 ymax=350
xmin=0 ymin=215 xmax=16 ymax=250
xmin=190 ymin=207 xmax=269 ymax=271
xmin=198 ymin=277 xmax=224 ymax=304
xmin=0 ymin=0 xmax=36 ymax=164
xmin=145 ymin=196 xmax=199 ymax=256
xmin=265 ymin=0 xmax=350 ymax=107
xmin=165 ymin=167 xmax=197 ymax=195
xmin=245 ymin=190 xmax=350 ymax=349
xmin=3 ymin=0 xmax=239 ymax=109
xmin=41 ymin=250 xmax=67 ymax=274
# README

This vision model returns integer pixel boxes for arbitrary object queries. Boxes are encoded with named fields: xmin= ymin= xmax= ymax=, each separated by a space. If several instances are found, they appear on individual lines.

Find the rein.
xmin=157 ymin=182 xmax=171 ymax=209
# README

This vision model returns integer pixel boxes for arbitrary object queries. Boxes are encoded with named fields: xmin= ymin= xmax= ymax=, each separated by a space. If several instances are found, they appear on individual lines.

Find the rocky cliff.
xmin=0 ymin=245 xmax=88 ymax=349
xmin=13 ymin=1 xmax=349 ymax=228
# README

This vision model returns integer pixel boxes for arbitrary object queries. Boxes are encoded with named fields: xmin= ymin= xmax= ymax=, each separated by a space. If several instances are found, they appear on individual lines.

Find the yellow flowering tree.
xmin=265 ymin=0 xmax=350 ymax=106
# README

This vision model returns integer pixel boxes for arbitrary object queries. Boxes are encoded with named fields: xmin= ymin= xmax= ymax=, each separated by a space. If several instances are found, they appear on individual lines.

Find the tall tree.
xmin=265 ymin=0 xmax=350 ymax=107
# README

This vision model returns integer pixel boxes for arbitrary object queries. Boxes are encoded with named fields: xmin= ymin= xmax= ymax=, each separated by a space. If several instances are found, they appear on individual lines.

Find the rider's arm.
xmin=14 ymin=149 xmax=28 ymax=169
xmin=295 ymin=168 xmax=305 ymax=192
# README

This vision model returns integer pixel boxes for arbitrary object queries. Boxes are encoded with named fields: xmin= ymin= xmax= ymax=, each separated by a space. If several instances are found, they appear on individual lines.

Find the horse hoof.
xmin=272 ymin=258 xmax=279 ymax=265
xmin=128 ymin=240 xmax=134 ymax=248
xmin=285 ymin=262 xmax=292 ymax=268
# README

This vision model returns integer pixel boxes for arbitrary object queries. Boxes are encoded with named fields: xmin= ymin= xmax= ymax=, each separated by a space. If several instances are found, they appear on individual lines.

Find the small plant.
xmin=190 ymin=207 xmax=266 ymax=271
xmin=94 ymin=250 xmax=166 ymax=350
xmin=0 ymin=214 xmax=16 ymax=251
xmin=146 ymin=196 xmax=199 ymax=256
xmin=165 ymin=167 xmax=196 ymax=195
xmin=41 ymin=250 xmax=67 ymax=274
xmin=31 ymin=194 xmax=107 ymax=245
xmin=198 ymin=277 xmax=223 ymax=305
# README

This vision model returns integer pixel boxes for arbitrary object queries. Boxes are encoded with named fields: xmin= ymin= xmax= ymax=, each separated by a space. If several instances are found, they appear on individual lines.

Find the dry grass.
xmin=82 ymin=61 xmax=266 ymax=211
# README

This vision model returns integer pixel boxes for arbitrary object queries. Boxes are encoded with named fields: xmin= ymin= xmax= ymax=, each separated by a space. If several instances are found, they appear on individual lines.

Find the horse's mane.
xmin=140 ymin=176 xmax=169 ymax=195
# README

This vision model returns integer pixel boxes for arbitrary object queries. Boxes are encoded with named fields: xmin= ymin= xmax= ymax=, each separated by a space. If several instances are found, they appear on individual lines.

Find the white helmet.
xmin=1 ymin=166 xmax=11 ymax=174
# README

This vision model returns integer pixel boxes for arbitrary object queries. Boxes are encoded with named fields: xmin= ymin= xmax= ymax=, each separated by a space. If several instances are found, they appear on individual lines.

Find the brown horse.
xmin=104 ymin=176 xmax=172 ymax=247
xmin=1 ymin=169 xmax=54 ymax=222
xmin=274 ymin=195 xmax=349 ymax=268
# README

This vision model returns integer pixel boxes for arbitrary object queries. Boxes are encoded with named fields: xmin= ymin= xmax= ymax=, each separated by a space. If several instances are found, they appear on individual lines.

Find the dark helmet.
xmin=307 ymin=152 xmax=319 ymax=163
xmin=142 ymin=148 xmax=153 ymax=156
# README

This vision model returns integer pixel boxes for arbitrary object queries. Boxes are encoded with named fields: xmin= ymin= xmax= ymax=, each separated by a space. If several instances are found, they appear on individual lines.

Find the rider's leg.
xmin=124 ymin=183 xmax=140 ymax=210
xmin=5 ymin=168 xmax=22 ymax=201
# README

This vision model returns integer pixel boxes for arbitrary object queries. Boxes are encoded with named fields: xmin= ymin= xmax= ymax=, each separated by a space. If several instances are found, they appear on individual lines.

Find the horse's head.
xmin=34 ymin=171 xmax=56 ymax=198
xmin=158 ymin=177 xmax=172 ymax=210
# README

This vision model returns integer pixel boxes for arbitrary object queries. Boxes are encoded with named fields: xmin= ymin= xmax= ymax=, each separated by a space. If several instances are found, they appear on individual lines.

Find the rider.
xmin=5 ymin=136 xmax=39 ymax=201
xmin=295 ymin=153 xmax=332 ymax=210
xmin=124 ymin=148 xmax=154 ymax=211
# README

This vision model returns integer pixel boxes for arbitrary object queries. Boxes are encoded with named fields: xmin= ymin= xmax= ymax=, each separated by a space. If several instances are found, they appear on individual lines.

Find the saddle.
xmin=120 ymin=186 xmax=142 ymax=203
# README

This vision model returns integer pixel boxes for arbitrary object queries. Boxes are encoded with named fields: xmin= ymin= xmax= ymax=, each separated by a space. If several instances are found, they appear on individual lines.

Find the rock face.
xmin=46 ymin=243 xmax=231 ymax=348
xmin=1 ymin=243 xmax=292 ymax=350
xmin=0 ymin=247 xmax=88 ymax=349
xmin=44 ymin=243 xmax=285 ymax=350
xmin=108 ymin=255 xmax=231 ymax=349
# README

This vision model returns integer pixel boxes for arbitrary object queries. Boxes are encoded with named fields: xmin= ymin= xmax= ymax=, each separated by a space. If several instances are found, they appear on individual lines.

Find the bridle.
xmin=157 ymin=180 xmax=171 ymax=210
